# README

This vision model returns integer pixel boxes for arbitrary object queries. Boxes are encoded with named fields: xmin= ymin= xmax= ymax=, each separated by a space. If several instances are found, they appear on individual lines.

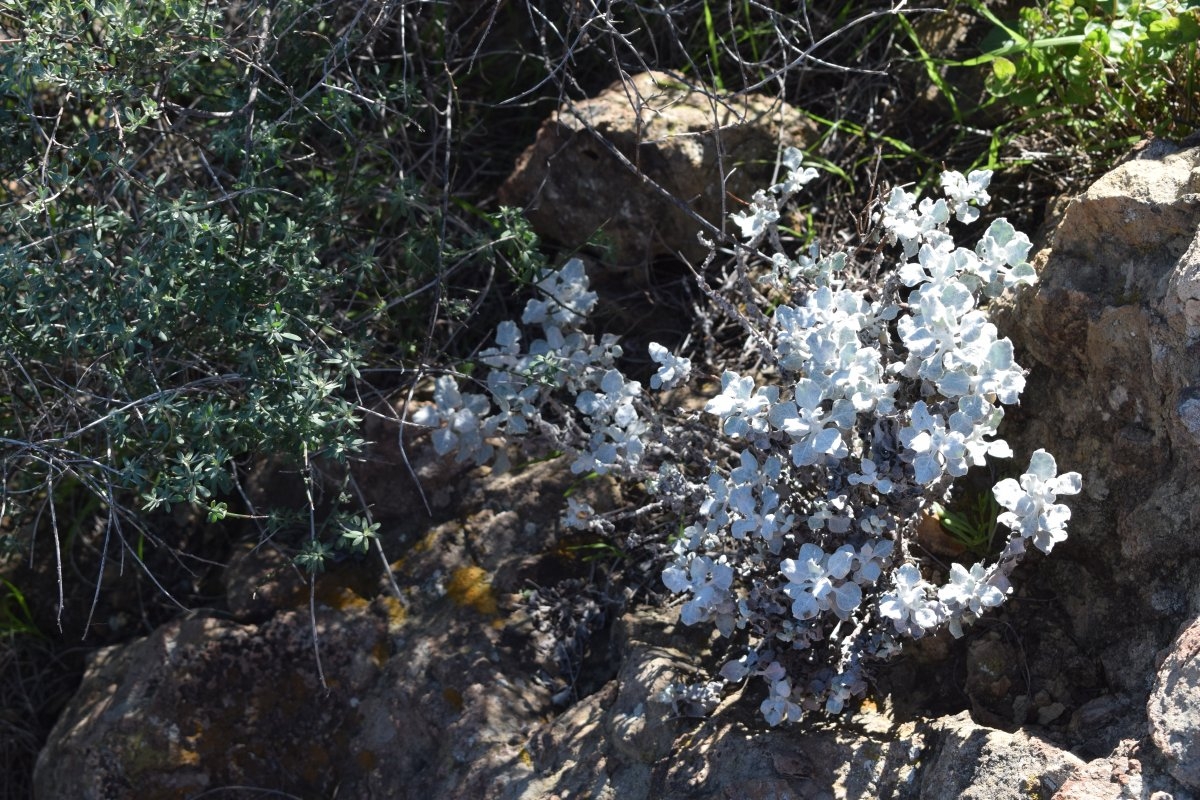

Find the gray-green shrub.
xmin=0 ymin=0 xmax=465 ymax=620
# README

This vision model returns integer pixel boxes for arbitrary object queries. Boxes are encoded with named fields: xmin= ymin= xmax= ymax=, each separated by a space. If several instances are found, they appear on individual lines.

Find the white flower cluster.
xmin=662 ymin=153 xmax=1081 ymax=725
xmin=415 ymin=148 xmax=1081 ymax=729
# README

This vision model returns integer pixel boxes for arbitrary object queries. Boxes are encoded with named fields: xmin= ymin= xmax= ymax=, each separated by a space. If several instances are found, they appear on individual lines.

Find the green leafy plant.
xmin=932 ymin=489 xmax=1003 ymax=558
xmin=338 ymin=515 xmax=382 ymax=555
xmin=0 ymin=580 xmax=41 ymax=639
xmin=0 ymin=0 xmax=506 ymax=621
xmin=959 ymin=0 xmax=1200 ymax=156
xmin=564 ymin=539 xmax=629 ymax=563
xmin=294 ymin=540 xmax=337 ymax=576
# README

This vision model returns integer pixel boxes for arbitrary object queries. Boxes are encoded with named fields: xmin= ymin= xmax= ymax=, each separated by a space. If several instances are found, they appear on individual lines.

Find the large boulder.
xmin=498 ymin=70 xmax=817 ymax=270
xmin=1007 ymin=144 xmax=1200 ymax=642
xmin=32 ymin=608 xmax=390 ymax=799
xmin=997 ymin=139 xmax=1200 ymax=797
xmin=918 ymin=712 xmax=1084 ymax=799
xmin=30 ymin=453 xmax=574 ymax=799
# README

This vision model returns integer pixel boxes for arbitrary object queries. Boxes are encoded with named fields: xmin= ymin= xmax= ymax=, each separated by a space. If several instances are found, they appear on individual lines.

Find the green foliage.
xmin=294 ymin=539 xmax=336 ymax=575
xmin=488 ymin=207 xmax=549 ymax=287
xmin=0 ymin=0 xmax=486 ymax=599
xmin=0 ymin=580 xmax=41 ymax=639
xmin=337 ymin=515 xmax=380 ymax=555
xmin=962 ymin=0 xmax=1199 ymax=153
xmin=564 ymin=539 xmax=629 ymax=563
xmin=687 ymin=0 xmax=777 ymax=88
xmin=933 ymin=489 xmax=1002 ymax=558
xmin=3 ymin=5 xmax=361 ymax=488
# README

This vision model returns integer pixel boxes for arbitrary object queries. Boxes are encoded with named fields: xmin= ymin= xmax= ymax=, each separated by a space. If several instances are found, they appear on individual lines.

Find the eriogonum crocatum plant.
xmin=415 ymin=150 xmax=1080 ymax=725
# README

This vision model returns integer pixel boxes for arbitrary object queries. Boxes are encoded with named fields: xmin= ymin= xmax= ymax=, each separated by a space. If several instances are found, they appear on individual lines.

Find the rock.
xmin=31 ymin=456 xmax=574 ymax=800
xmin=604 ymin=611 xmax=699 ymax=765
xmin=917 ymin=711 xmax=1084 ymax=800
xmin=527 ymin=692 xmax=929 ymax=800
xmin=1052 ymin=743 xmax=1146 ymax=800
xmin=994 ymin=139 xmax=1200 ymax=799
xmin=32 ymin=608 xmax=389 ymax=799
xmin=223 ymin=540 xmax=306 ymax=621
xmin=498 ymin=70 xmax=817 ymax=269
xmin=1004 ymin=141 xmax=1200 ymax=569
xmin=965 ymin=633 xmax=1017 ymax=701
xmin=1052 ymin=738 xmax=1197 ymax=800
xmin=1149 ymin=616 xmax=1200 ymax=789
xmin=1069 ymin=694 xmax=1130 ymax=734
xmin=998 ymin=137 xmax=1200 ymax=713
xmin=1038 ymin=702 xmax=1067 ymax=726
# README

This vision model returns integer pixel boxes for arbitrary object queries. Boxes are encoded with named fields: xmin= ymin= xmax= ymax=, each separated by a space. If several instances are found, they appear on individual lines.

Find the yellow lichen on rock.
xmin=316 ymin=584 xmax=369 ymax=612
xmin=377 ymin=594 xmax=406 ymax=628
xmin=445 ymin=565 xmax=499 ymax=617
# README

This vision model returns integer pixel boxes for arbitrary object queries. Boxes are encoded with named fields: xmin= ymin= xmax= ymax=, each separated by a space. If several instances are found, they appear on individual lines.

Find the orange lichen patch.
xmin=377 ymin=594 xmax=407 ymax=628
xmin=123 ymin=730 xmax=201 ymax=777
xmin=859 ymin=696 xmax=879 ymax=714
xmin=390 ymin=528 xmax=444 ymax=577
xmin=442 ymin=686 xmax=464 ymax=712
xmin=315 ymin=583 xmax=370 ymax=612
xmin=445 ymin=565 xmax=499 ymax=617
xmin=409 ymin=529 xmax=442 ymax=555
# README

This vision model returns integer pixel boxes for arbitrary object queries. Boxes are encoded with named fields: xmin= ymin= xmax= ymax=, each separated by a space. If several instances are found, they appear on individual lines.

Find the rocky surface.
xmin=29 ymin=132 xmax=1200 ymax=798
xmin=34 ymin=608 xmax=390 ymax=799
xmin=999 ymin=139 xmax=1200 ymax=800
xmin=498 ymin=70 xmax=817 ymax=270
xmin=918 ymin=711 xmax=1083 ymax=799
xmin=1150 ymin=617 xmax=1200 ymax=791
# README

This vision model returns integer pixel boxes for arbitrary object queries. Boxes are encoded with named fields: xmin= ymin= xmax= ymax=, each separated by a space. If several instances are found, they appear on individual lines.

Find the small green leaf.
xmin=1147 ymin=15 xmax=1181 ymax=44
xmin=985 ymin=56 xmax=1018 ymax=95
xmin=207 ymin=501 xmax=228 ymax=522
xmin=295 ymin=540 xmax=335 ymax=574
xmin=338 ymin=515 xmax=380 ymax=554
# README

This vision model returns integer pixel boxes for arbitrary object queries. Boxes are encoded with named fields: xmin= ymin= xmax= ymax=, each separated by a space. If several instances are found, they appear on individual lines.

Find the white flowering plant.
xmin=413 ymin=148 xmax=1080 ymax=727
